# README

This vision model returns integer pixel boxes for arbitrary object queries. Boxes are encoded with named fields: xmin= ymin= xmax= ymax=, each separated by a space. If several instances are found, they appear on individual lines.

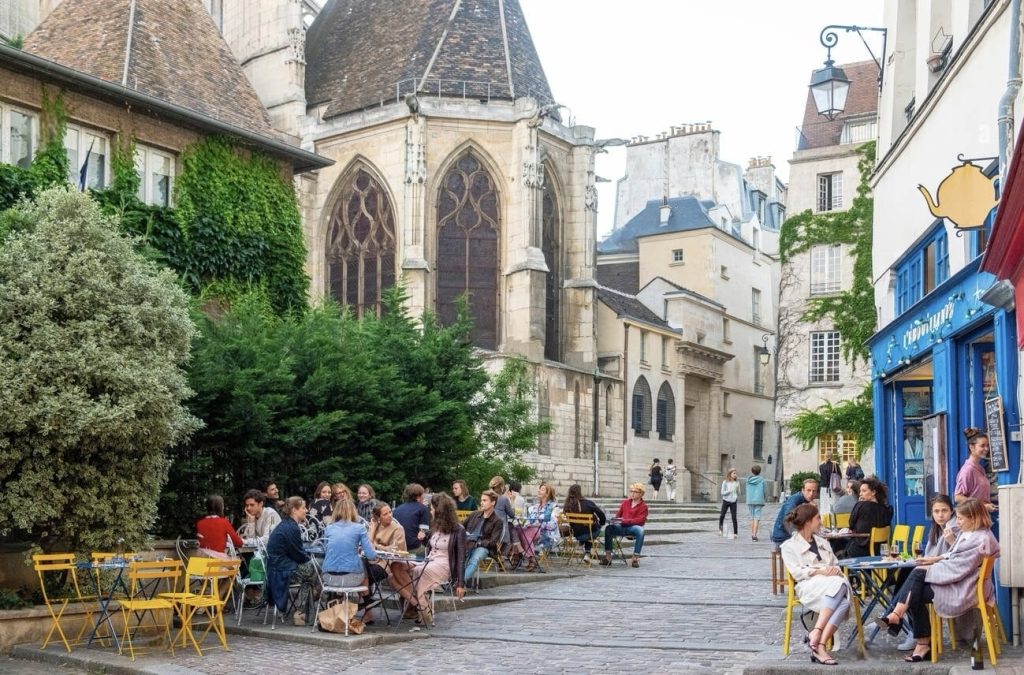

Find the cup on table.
xmin=879 ymin=543 xmax=889 ymax=558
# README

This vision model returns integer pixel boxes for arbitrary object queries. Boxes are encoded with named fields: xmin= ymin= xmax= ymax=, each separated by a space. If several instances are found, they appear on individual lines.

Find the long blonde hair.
xmin=331 ymin=498 xmax=358 ymax=524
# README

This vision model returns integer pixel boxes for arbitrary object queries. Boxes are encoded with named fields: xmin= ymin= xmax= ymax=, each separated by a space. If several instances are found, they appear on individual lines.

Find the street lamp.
xmin=757 ymin=334 xmax=772 ymax=366
xmin=810 ymin=25 xmax=887 ymax=120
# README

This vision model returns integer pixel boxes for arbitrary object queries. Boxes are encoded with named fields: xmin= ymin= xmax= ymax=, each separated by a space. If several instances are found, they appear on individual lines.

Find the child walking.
xmin=719 ymin=468 xmax=739 ymax=538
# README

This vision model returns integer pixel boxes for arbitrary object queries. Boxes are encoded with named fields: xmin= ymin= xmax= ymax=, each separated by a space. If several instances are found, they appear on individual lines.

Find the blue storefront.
xmin=868 ymin=258 xmax=1020 ymax=528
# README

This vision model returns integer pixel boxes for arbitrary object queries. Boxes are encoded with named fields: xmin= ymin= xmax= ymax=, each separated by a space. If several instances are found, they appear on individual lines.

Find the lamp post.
xmin=809 ymin=24 xmax=887 ymax=120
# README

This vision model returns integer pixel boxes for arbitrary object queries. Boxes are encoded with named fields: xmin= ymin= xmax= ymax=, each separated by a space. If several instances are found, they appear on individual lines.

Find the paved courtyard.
xmin=9 ymin=503 xmax=1023 ymax=674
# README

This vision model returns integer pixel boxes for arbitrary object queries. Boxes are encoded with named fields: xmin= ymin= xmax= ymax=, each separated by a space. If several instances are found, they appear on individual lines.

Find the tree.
xmin=0 ymin=188 xmax=200 ymax=551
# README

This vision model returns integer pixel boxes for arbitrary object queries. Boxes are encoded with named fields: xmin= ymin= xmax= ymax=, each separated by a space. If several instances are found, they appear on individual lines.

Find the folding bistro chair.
xmin=456 ymin=510 xmax=473 ymax=522
xmin=169 ymin=559 xmax=240 ymax=655
xmin=910 ymin=525 xmax=925 ymax=555
xmin=32 ymin=553 xmax=96 ymax=652
xmin=890 ymin=524 xmax=910 ymax=555
xmin=118 ymin=560 xmax=181 ymax=660
xmin=928 ymin=555 xmax=1006 ymax=665
xmin=783 ymin=570 xmax=865 ymax=656
xmin=834 ymin=513 xmax=851 ymax=529
xmin=562 ymin=513 xmax=601 ymax=565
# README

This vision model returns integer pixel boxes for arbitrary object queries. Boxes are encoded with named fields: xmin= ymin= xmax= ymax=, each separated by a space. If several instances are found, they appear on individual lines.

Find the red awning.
xmin=983 ymin=130 xmax=1024 ymax=280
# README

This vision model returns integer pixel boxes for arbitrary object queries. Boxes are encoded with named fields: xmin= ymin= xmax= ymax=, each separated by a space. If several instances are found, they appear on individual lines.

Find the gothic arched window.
xmin=542 ymin=178 xmax=561 ymax=361
xmin=631 ymin=376 xmax=652 ymax=438
xmin=656 ymin=381 xmax=676 ymax=441
xmin=326 ymin=167 xmax=396 ymax=318
xmin=436 ymin=151 xmax=500 ymax=349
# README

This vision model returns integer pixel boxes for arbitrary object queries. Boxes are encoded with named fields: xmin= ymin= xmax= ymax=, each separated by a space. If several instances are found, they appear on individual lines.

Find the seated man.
xmin=392 ymin=483 xmax=430 ymax=556
xmin=770 ymin=479 xmax=818 ymax=548
xmin=238 ymin=488 xmax=281 ymax=548
xmin=601 ymin=482 xmax=649 ymax=568
xmin=462 ymin=490 xmax=505 ymax=582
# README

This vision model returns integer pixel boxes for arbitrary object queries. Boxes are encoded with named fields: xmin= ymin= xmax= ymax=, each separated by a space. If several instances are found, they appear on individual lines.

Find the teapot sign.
xmin=918 ymin=157 xmax=998 ymax=230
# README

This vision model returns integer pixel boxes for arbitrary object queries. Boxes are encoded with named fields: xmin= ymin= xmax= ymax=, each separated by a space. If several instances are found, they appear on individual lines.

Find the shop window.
xmin=753 ymin=420 xmax=765 ymax=460
xmin=895 ymin=222 xmax=948 ymax=315
xmin=810 ymin=244 xmax=841 ymax=295
xmin=1 ymin=104 xmax=36 ymax=169
xmin=64 ymin=124 xmax=109 ymax=190
xmin=817 ymin=172 xmax=843 ymax=212
xmin=134 ymin=144 xmax=175 ymax=206
xmin=810 ymin=330 xmax=841 ymax=383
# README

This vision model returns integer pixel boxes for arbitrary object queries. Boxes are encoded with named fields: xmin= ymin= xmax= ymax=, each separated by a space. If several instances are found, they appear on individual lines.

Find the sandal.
xmin=904 ymin=648 xmax=931 ymax=663
xmin=874 ymin=613 xmax=902 ymax=637
xmin=630 ymin=555 xmax=640 ymax=568
xmin=808 ymin=629 xmax=838 ymax=666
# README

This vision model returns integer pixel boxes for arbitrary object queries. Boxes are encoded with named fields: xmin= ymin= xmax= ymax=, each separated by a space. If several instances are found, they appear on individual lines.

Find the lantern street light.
xmin=810 ymin=24 xmax=887 ymax=120
xmin=758 ymin=334 xmax=772 ymax=367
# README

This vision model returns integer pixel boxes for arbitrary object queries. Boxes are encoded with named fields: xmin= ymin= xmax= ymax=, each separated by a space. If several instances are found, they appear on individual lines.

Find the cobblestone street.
xmin=10 ymin=503 xmax=1024 ymax=674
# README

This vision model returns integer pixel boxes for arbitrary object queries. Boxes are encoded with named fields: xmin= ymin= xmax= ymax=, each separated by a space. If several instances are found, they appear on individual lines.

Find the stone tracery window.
xmin=436 ymin=151 xmax=500 ymax=349
xmin=326 ymin=167 xmax=396 ymax=318
xmin=542 ymin=178 xmax=561 ymax=361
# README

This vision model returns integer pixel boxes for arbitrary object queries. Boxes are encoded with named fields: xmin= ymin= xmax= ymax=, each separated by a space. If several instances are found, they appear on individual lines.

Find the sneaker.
xmin=582 ymin=553 xmax=591 ymax=565
xmin=752 ymin=535 xmax=758 ymax=541
xmin=897 ymin=634 xmax=917 ymax=651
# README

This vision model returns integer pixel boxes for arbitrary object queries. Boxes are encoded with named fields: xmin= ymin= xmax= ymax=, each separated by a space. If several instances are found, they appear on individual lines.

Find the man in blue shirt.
xmin=392 ymin=483 xmax=430 ymax=554
xmin=771 ymin=478 xmax=819 ymax=547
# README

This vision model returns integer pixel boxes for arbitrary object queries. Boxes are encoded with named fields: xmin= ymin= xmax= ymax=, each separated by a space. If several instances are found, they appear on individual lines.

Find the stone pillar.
xmin=401 ymin=114 xmax=429 ymax=318
xmin=709 ymin=379 xmax=724 ymax=476
xmin=562 ymin=125 xmax=598 ymax=369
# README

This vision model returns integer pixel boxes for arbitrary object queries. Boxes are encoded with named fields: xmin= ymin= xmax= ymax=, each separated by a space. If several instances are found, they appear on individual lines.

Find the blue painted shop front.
xmin=868 ymin=259 xmax=1020 ymax=533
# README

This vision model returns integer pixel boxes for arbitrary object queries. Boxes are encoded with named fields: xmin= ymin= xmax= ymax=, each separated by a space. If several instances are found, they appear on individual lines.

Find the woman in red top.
xmin=196 ymin=495 xmax=244 ymax=555
xmin=600 ymin=482 xmax=649 ymax=568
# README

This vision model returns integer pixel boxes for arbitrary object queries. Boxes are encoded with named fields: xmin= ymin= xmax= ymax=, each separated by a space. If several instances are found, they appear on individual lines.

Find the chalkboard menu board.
xmin=985 ymin=396 xmax=1010 ymax=473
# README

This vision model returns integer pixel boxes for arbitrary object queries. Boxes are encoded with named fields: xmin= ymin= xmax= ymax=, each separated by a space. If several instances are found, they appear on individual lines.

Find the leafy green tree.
xmin=0 ymin=188 xmax=200 ymax=551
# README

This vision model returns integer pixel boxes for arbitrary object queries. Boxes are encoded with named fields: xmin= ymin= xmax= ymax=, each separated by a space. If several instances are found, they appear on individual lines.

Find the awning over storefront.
xmin=983 ymin=130 xmax=1024 ymax=347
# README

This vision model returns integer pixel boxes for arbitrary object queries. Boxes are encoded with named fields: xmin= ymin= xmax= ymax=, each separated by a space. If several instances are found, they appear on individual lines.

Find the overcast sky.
xmin=519 ymin=0 xmax=884 ymax=235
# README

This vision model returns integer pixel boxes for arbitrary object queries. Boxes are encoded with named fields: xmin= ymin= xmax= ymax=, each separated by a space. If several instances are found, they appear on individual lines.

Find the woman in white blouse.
xmin=780 ymin=503 xmax=853 ymax=666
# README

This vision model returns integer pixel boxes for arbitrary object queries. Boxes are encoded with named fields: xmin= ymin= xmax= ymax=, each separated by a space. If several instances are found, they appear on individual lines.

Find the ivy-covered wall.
xmin=778 ymin=141 xmax=876 ymax=456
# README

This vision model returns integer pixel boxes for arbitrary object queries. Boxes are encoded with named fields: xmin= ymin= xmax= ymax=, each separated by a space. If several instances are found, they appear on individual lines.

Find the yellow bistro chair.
xmin=890 ymin=524 xmax=910 ymax=554
xmin=456 ymin=510 xmax=473 ymax=523
xmin=868 ymin=526 xmax=890 ymax=556
xmin=928 ymin=555 xmax=1007 ymax=664
xmin=562 ymin=512 xmax=602 ymax=566
xmin=32 ymin=553 xmax=95 ymax=652
xmin=834 ymin=513 xmax=851 ymax=529
xmin=118 ymin=560 xmax=181 ymax=660
xmin=910 ymin=525 xmax=925 ymax=555
xmin=782 ymin=570 xmax=864 ymax=657
xmin=171 ymin=558 xmax=241 ymax=655
xmin=821 ymin=513 xmax=834 ymax=529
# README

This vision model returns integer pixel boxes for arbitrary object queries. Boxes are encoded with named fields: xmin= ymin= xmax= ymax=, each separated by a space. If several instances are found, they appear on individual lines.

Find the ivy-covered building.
xmin=776 ymin=60 xmax=877 ymax=487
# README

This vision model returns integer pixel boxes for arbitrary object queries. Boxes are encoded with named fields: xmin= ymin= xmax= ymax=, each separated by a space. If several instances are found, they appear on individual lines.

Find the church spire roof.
xmin=306 ymin=0 xmax=554 ymax=119
xmin=23 ymin=0 xmax=275 ymax=137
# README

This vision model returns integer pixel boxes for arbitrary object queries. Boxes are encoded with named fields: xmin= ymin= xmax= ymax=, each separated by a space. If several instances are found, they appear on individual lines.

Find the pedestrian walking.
xmin=718 ymin=468 xmax=739 ymax=538
xmin=663 ymin=459 xmax=678 ymax=501
xmin=648 ymin=458 xmax=663 ymax=500
xmin=745 ymin=465 xmax=766 ymax=541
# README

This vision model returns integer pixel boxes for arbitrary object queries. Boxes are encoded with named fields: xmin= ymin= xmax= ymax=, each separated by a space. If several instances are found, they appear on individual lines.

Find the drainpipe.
xmin=998 ymin=0 xmax=1023 ymax=190
xmin=593 ymin=367 xmax=601 ymax=496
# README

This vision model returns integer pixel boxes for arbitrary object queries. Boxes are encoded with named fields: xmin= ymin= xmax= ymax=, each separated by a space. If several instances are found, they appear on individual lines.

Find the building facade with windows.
xmin=597 ymin=184 xmax=780 ymax=501
xmin=867 ymin=3 xmax=1019 ymax=631
xmin=776 ymin=60 xmax=877 ymax=481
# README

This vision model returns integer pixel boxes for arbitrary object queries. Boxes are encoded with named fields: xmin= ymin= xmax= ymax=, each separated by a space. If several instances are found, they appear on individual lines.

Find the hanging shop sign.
xmin=918 ymin=156 xmax=998 ymax=230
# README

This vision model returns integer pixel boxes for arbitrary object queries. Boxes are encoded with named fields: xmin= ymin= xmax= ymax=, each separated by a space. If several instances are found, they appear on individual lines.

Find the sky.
xmin=519 ymin=0 xmax=885 ymax=235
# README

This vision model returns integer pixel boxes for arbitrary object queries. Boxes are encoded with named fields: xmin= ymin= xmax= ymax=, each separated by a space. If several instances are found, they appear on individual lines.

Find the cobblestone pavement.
xmin=9 ymin=502 xmax=1024 ymax=674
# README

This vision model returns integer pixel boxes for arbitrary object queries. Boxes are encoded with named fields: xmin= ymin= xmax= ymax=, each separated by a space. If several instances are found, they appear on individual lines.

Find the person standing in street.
xmin=818 ymin=454 xmax=841 ymax=496
xmin=745 ymin=465 xmax=766 ymax=541
xmin=718 ymin=468 xmax=739 ymax=538
xmin=648 ymin=458 xmax=663 ymax=500
xmin=663 ymin=459 xmax=678 ymax=501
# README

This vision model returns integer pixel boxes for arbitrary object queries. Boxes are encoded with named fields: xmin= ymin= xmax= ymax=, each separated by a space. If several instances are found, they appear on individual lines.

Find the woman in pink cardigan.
xmin=875 ymin=498 xmax=999 ymax=662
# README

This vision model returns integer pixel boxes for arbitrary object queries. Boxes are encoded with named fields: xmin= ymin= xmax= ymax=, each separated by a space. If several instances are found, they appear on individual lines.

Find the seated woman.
xmin=845 ymin=476 xmax=893 ymax=558
xmin=875 ymin=498 xmax=999 ymax=663
xmin=462 ymin=490 xmax=505 ymax=582
xmin=366 ymin=502 xmax=405 ymax=623
xmin=321 ymin=497 xmax=377 ymax=598
xmin=451 ymin=479 xmax=477 ymax=512
xmin=310 ymin=481 xmax=334 ymax=524
xmin=563 ymin=484 xmax=606 ymax=565
xmin=389 ymin=493 xmax=466 ymax=625
xmin=266 ymin=497 xmax=319 ymax=626
xmin=196 ymin=494 xmax=243 ymax=556
xmin=601 ymin=482 xmax=649 ymax=568
xmin=521 ymin=483 xmax=560 ymax=571
xmin=780 ymin=503 xmax=853 ymax=666
xmin=355 ymin=484 xmax=379 ymax=523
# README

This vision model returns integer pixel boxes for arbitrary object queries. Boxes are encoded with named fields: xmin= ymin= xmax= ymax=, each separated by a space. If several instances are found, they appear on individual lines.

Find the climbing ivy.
xmin=778 ymin=141 xmax=876 ymax=458
xmin=108 ymin=132 xmax=140 ymax=206
xmin=28 ymin=88 xmax=70 ymax=191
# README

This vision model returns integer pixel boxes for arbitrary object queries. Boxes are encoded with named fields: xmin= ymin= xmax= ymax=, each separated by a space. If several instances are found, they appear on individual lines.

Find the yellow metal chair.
xmin=782 ymin=570 xmax=864 ymax=656
xmin=928 ymin=555 xmax=1005 ymax=664
xmin=170 ymin=558 xmax=241 ymax=655
xmin=562 ymin=512 xmax=602 ymax=566
xmin=868 ymin=526 xmax=890 ymax=556
xmin=118 ymin=560 xmax=180 ymax=660
xmin=821 ymin=513 xmax=834 ymax=529
xmin=834 ymin=513 xmax=850 ymax=529
xmin=910 ymin=525 xmax=925 ymax=555
xmin=32 ymin=553 xmax=95 ymax=652
xmin=456 ymin=509 xmax=473 ymax=522
xmin=890 ymin=524 xmax=911 ymax=554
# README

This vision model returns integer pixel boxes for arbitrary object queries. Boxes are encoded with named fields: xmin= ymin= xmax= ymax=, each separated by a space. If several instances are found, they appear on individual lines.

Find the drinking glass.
xmin=891 ymin=542 xmax=902 ymax=560
xmin=879 ymin=543 xmax=889 ymax=558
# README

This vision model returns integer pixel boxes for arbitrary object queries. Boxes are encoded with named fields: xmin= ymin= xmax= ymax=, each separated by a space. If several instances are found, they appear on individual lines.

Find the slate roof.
xmin=598 ymin=196 xmax=718 ymax=255
xmin=306 ymin=0 xmax=554 ymax=119
xmin=643 ymin=276 xmax=724 ymax=309
xmin=798 ymin=60 xmax=879 ymax=150
xmin=23 ymin=0 xmax=275 ymax=137
xmin=597 ymin=286 xmax=674 ymax=331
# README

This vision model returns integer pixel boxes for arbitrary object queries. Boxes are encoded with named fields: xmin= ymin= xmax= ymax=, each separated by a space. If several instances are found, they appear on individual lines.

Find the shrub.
xmin=788 ymin=471 xmax=821 ymax=495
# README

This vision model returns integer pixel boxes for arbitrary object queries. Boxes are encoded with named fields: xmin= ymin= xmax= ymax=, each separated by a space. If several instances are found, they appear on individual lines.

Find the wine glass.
xmin=879 ymin=543 xmax=889 ymax=558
